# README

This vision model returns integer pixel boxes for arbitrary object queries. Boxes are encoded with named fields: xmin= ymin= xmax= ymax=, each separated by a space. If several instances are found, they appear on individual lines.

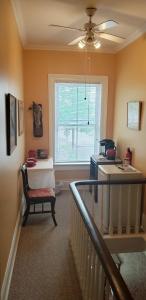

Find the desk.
xmin=90 ymin=155 xmax=122 ymax=179
xmin=27 ymin=158 xmax=55 ymax=189
xmin=90 ymin=155 xmax=122 ymax=202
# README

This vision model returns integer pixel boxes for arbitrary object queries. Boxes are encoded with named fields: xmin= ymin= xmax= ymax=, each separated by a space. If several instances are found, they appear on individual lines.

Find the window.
xmin=48 ymin=75 xmax=108 ymax=164
xmin=55 ymin=82 xmax=101 ymax=163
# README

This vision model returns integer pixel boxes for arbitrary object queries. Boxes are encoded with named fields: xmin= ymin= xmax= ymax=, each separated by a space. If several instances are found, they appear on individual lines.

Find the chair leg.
xmin=52 ymin=213 xmax=57 ymax=226
xmin=22 ymin=204 xmax=30 ymax=226
xmin=51 ymin=199 xmax=57 ymax=226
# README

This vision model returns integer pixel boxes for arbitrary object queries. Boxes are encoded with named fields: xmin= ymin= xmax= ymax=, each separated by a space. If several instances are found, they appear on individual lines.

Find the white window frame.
xmin=48 ymin=74 xmax=108 ymax=169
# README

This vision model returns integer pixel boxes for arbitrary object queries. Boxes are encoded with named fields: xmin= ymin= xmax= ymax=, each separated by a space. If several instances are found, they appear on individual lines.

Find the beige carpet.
xmin=8 ymin=189 xmax=146 ymax=300
xmin=8 ymin=191 xmax=82 ymax=300
xmin=119 ymin=252 xmax=146 ymax=300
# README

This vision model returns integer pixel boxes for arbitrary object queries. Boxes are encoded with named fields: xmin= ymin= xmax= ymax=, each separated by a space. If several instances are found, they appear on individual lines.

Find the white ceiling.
xmin=11 ymin=0 xmax=146 ymax=53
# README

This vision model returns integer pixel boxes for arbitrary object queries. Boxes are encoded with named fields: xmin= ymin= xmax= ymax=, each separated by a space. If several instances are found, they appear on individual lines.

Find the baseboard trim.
xmin=56 ymin=180 xmax=89 ymax=191
xmin=143 ymin=213 xmax=146 ymax=232
xmin=1 ymin=210 xmax=22 ymax=300
xmin=62 ymin=180 xmax=72 ymax=190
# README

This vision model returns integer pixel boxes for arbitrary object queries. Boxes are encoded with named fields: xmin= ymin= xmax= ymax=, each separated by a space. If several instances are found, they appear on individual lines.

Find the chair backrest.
xmin=21 ymin=164 xmax=30 ymax=202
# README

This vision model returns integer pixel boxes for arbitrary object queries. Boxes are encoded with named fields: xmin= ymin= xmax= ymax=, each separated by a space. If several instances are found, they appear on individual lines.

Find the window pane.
xmin=77 ymin=126 xmax=95 ymax=161
xmin=57 ymin=84 xmax=77 ymax=124
xmin=55 ymin=82 xmax=101 ymax=163
xmin=56 ymin=126 xmax=77 ymax=162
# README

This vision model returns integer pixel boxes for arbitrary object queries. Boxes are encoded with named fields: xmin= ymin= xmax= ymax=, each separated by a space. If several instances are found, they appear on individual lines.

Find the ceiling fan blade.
xmin=68 ymin=36 xmax=85 ymax=46
xmin=95 ymin=20 xmax=118 ymax=31
xmin=48 ymin=24 xmax=84 ymax=32
xmin=98 ymin=33 xmax=125 ymax=43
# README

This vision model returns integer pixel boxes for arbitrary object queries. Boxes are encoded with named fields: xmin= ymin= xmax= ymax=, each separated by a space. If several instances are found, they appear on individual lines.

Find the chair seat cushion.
xmin=28 ymin=188 xmax=55 ymax=198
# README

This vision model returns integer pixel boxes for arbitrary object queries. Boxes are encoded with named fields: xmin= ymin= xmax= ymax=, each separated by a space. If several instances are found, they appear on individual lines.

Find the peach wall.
xmin=114 ymin=36 xmax=146 ymax=170
xmin=114 ymin=35 xmax=146 ymax=211
xmin=24 ymin=50 xmax=116 ymax=179
xmin=0 ymin=0 xmax=24 ymax=287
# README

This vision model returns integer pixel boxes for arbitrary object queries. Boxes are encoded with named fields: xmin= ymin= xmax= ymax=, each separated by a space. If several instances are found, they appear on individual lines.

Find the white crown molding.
xmin=16 ymin=25 xmax=146 ymax=54
xmin=11 ymin=0 xmax=146 ymax=54
xmin=116 ymin=24 xmax=146 ymax=52
xmin=23 ymin=44 xmax=116 ymax=54
xmin=11 ymin=0 xmax=27 ymax=46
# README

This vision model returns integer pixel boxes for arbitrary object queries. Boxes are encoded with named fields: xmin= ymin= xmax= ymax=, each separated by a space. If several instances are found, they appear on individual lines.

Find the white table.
xmin=27 ymin=158 xmax=55 ymax=189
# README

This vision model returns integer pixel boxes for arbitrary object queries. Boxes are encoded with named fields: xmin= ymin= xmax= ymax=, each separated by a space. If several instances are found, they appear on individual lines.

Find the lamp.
xmin=94 ymin=40 xmax=101 ymax=49
xmin=78 ymin=40 xmax=86 ymax=49
xmin=78 ymin=38 xmax=101 ymax=49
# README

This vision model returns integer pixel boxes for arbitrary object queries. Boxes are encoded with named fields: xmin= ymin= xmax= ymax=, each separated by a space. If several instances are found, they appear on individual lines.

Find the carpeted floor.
xmin=8 ymin=191 xmax=82 ymax=300
xmin=8 ymin=190 xmax=146 ymax=300
xmin=119 ymin=252 xmax=146 ymax=300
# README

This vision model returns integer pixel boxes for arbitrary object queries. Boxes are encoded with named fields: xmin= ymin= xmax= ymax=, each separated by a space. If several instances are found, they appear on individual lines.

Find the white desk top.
xmin=99 ymin=164 xmax=142 ymax=175
xmin=27 ymin=158 xmax=53 ymax=171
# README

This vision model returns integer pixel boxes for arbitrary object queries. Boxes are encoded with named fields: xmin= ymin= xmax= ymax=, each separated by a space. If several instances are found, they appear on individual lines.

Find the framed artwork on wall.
xmin=6 ymin=93 xmax=17 ymax=155
xmin=18 ymin=100 xmax=24 ymax=136
xmin=127 ymin=101 xmax=142 ymax=130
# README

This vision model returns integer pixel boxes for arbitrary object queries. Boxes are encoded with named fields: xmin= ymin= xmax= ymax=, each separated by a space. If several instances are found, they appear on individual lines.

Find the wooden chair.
xmin=20 ymin=164 xmax=57 ymax=226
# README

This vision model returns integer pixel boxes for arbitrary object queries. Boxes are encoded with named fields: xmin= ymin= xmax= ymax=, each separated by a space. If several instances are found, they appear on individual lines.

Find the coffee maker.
xmin=99 ymin=139 xmax=116 ymax=160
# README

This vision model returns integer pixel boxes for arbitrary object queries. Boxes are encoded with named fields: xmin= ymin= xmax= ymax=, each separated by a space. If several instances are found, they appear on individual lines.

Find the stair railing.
xmin=70 ymin=178 xmax=146 ymax=300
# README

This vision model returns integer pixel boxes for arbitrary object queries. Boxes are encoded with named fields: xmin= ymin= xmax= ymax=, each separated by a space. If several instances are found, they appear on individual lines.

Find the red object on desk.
xmin=27 ymin=157 xmax=37 ymax=163
xmin=26 ymin=161 xmax=36 ymax=167
xmin=26 ymin=157 xmax=37 ymax=167
xmin=125 ymin=147 xmax=132 ymax=165
xmin=106 ymin=148 xmax=116 ymax=160
xmin=28 ymin=149 xmax=37 ymax=159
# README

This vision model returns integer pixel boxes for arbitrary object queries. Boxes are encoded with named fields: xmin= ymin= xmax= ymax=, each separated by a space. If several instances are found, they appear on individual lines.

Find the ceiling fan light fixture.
xmin=78 ymin=40 xmax=85 ymax=49
xmin=50 ymin=7 xmax=124 ymax=50
xmin=94 ymin=40 xmax=101 ymax=49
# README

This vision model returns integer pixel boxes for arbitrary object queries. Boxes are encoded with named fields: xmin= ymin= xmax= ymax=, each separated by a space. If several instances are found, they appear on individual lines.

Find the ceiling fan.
xmin=48 ymin=7 xmax=125 ymax=49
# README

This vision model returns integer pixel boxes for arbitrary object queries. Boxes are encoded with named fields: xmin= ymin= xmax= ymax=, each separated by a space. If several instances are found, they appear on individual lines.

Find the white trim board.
xmin=143 ymin=213 xmax=146 ymax=233
xmin=56 ymin=180 xmax=89 ymax=191
xmin=54 ymin=163 xmax=89 ymax=171
xmin=1 ymin=211 xmax=22 ymax=300
xmin=10 ymin=0 xmax=27 ymax=46
xmin=48 ymin=74 xmax=108 ymax=159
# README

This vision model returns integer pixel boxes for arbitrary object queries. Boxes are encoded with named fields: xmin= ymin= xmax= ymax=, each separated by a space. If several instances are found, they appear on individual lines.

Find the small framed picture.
xmin=6 ymin=93 xmax=17 ymax=155
xmin=18 ymin=100 xmax=24 ymax=135
xmin=127 ymin=101 xmax=142 ymax=130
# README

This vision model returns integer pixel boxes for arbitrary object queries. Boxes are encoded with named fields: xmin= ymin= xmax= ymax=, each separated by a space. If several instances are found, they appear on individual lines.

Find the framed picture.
xmin=6 ymin=93 xmax=17 ymax=155
xmin=127 ymin=101 xmax=142 ymax=130
xmin=18 ymin=100 xmax=24 ymax=135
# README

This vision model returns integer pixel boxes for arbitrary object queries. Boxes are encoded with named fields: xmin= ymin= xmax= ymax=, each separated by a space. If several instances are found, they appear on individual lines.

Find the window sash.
xmin=55 ymin=82 xmax=101 ymax=163
xmin=48 ymin=74 xmax=108 ymax=165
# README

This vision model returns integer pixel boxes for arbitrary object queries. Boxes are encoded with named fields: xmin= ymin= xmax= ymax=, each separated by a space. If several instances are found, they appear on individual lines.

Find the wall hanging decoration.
xmin=18 ymin=100 xmax=24 ymax=136
xmin=127 ymin=101 xmax=142 ymax=130
xmin=29 ymin=101 xmax=43 ymax=137
xmin=6 ymin=93 xmax=17 ymax=155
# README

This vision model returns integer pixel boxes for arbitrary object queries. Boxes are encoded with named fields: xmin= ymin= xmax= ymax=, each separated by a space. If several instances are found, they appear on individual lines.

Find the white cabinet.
xmin=97 ymin=165 xmax=143 ymax=234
